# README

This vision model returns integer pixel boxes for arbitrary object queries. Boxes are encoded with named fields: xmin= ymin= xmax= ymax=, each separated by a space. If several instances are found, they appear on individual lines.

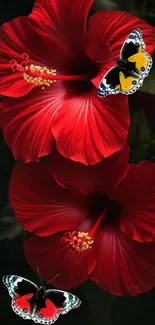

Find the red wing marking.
xmin=34 ymin=299 xmax=63 ymax=324
xmin=12 ymin=293 xmax=34 ymax=319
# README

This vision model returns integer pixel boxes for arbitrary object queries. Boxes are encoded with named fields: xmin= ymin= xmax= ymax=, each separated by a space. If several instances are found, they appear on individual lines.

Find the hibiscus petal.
xmin=90 ymin=225 xmax=155 ymax=296
xmin=52 ymin=88 xmax=130 ymax=164
xmin=29 ymin=0 xmax=93 ymax=60
xmin=24 ymin=232 xmax=96 ymax=289
xmin=114 ymin=162 xmax=155 ymax=243
xmin=85 ymin=10 xmax=155 ymax=88
xmin=9 ymin=162 xmax=88 ymax=236
xmin=0 ymin=84 xmax=66 ymax=162
xmin=0 ymin=16 xmax=66 ymax=97
xmin=46 ymin=144 xmax=129 ymax=197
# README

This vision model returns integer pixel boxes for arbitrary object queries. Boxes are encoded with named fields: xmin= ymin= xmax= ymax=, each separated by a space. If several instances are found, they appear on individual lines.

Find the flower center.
xmin=60 ymin=192 xmax=121 ymax=252
xmin=61 ymin=208 xmax=107 ymax=252
xmin=89 ymin=192 xmax=121 ymax=226
xmin=10 ymin=53 xmax=96 ymax=89
xmin=61 ymin=231 xmax=94 ymax=251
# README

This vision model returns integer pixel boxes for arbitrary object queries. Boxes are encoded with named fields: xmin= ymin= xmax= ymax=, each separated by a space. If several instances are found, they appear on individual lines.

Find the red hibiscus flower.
xmin=9 ymin=145 xmax=155 ymax=295
xmin=0 ymin=0 xmax=154 ymax=164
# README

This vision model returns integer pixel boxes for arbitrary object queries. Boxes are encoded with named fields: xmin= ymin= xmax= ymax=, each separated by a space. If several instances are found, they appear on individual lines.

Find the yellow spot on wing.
xmin=119 ymin=72 xmax=137 ymax=91
xmin=114 ymin=84 xmax=121 ymax=90
xmin=128 ymin=52 xmax=149 ymax=73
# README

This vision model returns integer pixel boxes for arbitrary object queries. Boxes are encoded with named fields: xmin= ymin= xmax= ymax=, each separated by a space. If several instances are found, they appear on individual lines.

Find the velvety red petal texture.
xmin=24 ymin=232 xmax=96 ymax=289
xmin=0 ymin=17 xmax=65 ymax=97
xmin=86 ymin=10 xmax=155 ymax=88
xmin=90 ymin=225 xmax=155 ymax=296
xmin=29 ymin=0 xmax=93 ymax=60
xmin=114 ymin=162 xmax=155 ymax=243
xmin=9 ymin=162 xmax=88 ymax=236
xmin=0 ymin=84 xmax=66 ymax=162
xmin=46 ymin=144 xmax=129 ymax=197
xmin=52 ymin=89 xmax=130 ymax=164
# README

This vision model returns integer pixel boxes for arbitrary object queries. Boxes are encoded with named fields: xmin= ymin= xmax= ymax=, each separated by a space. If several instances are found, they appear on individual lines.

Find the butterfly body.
xmin=23 ymin=286 xmax=48 ymax=316
xmin=115 ymin=59 xmax=138 ymax=76
xmin=34 ymin=286 xmax=46 ymax=301
xmin=97 ymin=28 xmax=152 ymax=97
xmin=3 ymin=275 xmax=81 ymax=324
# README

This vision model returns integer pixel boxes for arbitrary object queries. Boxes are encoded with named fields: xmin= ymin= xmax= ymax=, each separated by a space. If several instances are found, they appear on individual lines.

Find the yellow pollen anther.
xmin=61 ymin=231 xmax=94 ymax=252
xmin=10 ymin=54 xmax=57 ymax=88
xmin=10 ymin=53 xmax=91 ymax=88
xmin=23 ymin=64 xmax=57 ymax=87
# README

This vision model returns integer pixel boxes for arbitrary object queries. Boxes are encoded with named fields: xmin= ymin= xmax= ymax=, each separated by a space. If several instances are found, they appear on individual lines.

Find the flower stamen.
xmin=61 ymin=208 xmax=108 ymax=252
xmin=61 ymin=231 xmax=94 ymax=252
xmin=23 ymin=64 xmax=57 ymax=87
xmin=10 ymin=53 xmax=90 ymax=89
xmin=89 ymin=208 xmax=108 ymax=237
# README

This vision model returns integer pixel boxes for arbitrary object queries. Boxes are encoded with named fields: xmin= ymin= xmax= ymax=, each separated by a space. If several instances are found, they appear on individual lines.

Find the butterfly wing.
xmin=32 ymin=289 xmax=81 ymax=324
xmin=128 ymin=52 xmax=152 ymax=78
xmin=33 ymin=298 xmax=62 ymax=324
xmin=97 ymin=66 xmax=121 ymax=97
xmin=98 ymin=28 xmax=152 ymax=97
xmin=120 ymin=28 xmax=145 ymax=60
xmin=12 ymin=293 xmax=35 ymax=320
xmin=3 ymin=275 xmax=38 ymax=320
xmin=119 ymin=28 xmax=152 ymax=94
xmin=118 ymin=71 xmax=142 ymax=94
xmin=97 ymin=29 xmax=142 ymax=98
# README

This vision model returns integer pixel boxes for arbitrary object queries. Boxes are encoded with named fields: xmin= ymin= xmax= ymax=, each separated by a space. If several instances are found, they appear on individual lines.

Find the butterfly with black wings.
xmin=97 ymin=28 xmax=152 ymax=97
xmin=3 ymin=274 xmax=81 ymax=324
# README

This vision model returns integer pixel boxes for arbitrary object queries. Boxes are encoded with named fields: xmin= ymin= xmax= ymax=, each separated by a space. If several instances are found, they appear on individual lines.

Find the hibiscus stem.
xmin=89 ymin=208 xmax=108 ymax=237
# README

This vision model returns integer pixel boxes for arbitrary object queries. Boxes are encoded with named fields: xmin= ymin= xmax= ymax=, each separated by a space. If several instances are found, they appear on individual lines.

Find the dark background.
xmin=1 ymin=0 xmax=155 ymax=324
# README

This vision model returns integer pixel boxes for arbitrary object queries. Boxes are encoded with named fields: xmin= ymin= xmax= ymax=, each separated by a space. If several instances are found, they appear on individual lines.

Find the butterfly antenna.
xmin=37 ymin=267 xmax=43 ymax=286
xmin=45 ymin=274 xmax=59 ymax=287
xmin=95 ymin=43 xmax=115 ymax=63
xmin=106 ymin=43 xmax=115 ymax=59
